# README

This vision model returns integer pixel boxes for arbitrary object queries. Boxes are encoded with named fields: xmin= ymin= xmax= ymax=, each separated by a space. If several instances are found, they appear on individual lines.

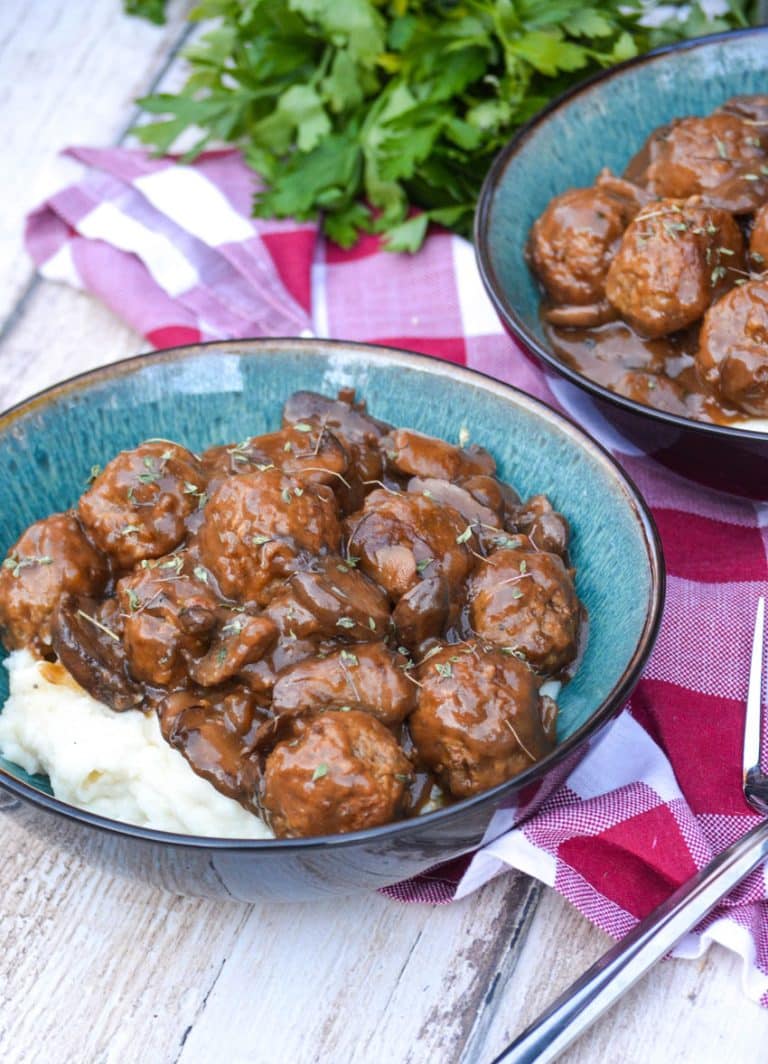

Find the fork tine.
xmin=744 ymin=596 xmax=765 ymax=782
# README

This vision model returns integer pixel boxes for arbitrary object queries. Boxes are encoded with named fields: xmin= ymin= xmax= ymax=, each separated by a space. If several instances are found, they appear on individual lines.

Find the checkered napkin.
xmin=25 ymin=147 xmax=768 ymax=1005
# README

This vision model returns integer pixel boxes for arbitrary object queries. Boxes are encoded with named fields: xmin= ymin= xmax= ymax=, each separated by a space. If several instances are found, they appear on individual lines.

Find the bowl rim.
xmin=474 ymin=24 xmax=768 ymax=444
xmin=0 ymin=337 xmax=665 ymax=852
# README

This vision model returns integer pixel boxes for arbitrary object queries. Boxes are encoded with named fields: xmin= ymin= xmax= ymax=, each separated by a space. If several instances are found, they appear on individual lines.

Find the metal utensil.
xmin=492 ymin=597 xmax=768 ymax=1064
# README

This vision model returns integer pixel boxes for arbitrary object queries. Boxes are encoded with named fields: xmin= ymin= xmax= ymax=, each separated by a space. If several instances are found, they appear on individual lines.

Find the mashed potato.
xmin=0 ymin=649 xmax=272 ymax=838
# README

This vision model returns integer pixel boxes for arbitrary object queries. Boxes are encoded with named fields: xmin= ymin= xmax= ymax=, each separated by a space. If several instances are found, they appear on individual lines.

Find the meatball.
xmin=117 ymin=556 xmax=219 ymax=687
xmin=79 ymin=441 xmax=205 ymax=570
xmin=605 ymin=200 xmax=745 ymax=338
xmin=626 ymin=113 xmax=768 ymax=213
xmin=197 ymin=468 xmax=341 ymax=605
xmin=201 ymin=423 xmax=348 ymax=493
xmin=750 ymin=202 xmax=768 ymax=271
xmin=468 ymin=548 xmax=581 ymax=674
xmin=272 ymin=642 xmax=415 ymax=726
xmin=260 ymin=709 xmax=411 ymax=837
xmin=383 ymin=428 xmax=495 ymax=481
xmin=345 ymin=489 xmax=474 ymax=602
xmin=160 ymin=686 xmax=267 ymax=808
xmin=409 ymin=642 xmax=555 ymax=798
xmin=0 ymin=512 xmax=109 ymax=652
xmin=696 ymin=279 xmax=768 ymax=416
xmin=528 ymin=185 xmax=634 ymax=308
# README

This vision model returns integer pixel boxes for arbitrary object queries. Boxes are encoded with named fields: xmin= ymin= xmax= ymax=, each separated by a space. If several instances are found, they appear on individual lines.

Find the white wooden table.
xmin=1 ymin=4 xmax=767 ymax=1061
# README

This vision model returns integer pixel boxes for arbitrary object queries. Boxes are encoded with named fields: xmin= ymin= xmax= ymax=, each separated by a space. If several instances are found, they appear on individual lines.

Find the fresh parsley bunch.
xmin=131 ymin=1 xmax=761 ymax=250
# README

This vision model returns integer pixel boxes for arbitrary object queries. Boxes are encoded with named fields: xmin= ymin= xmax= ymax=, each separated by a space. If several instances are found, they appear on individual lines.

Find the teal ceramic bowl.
xmin=0 ymin=340 xmax=663 ymax=900
xmin=476 ymin=27 xmax=768 ymax=499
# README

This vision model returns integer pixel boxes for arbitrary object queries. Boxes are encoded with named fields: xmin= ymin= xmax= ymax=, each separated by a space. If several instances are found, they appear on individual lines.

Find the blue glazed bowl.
xmin=476 ymin=27 xmax=768 ymax=499
xmin=0 ymin=340 xmax=663 ymax=901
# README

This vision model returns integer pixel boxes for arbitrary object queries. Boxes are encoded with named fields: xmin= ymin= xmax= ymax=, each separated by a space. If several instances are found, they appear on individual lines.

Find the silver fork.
xmin=492 ymin=597 xmax=768 ymax=1064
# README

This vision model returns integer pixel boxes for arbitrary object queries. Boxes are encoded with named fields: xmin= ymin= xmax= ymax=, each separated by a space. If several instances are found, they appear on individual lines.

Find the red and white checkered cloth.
xmin=25 ymin=147 xmax=768 ymax=1005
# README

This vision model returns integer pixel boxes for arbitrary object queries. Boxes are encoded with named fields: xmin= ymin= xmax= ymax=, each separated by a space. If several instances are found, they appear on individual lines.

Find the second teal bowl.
xmin=475 ymin=26 xmax=768 ymax=499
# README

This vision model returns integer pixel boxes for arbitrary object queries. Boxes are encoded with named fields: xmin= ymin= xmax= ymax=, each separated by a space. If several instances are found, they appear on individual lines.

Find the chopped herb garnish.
xmin=253 ymin=534 xmax=271 ymax=546
xmin=394 ymin=773 xmax=411 ymax=783
xmin=216 ymin=646 xmax=228 ymax=665
xmin=76 ymin=609 xmax=119 ymax=642
xmin=87 ymin=464 xmax=101 ymax=485
xmin=2 ymin=554 xmax=53 ymax=578
xmin=714 ymin=136 xmax=729 ymax=160
xmin=744 ymin=173 xmax=760 ymax=181
xmin=338 ymin=705 xmax=351 ymax=712
xmin=368 ymin=617 xmax=376 ymax=631
xmin=126 ymin=588 xmax=141 ymax=611
xmin=456 ymin=526 xmax=472 ymax=545
xmin=519 ymin=560 xmax=528 ymax=574
xmin=435 ymin=662 xmax=453 ymax=679
xmin=294 ymin=423 xmax=312 ymax=433
xmin=138 ymin=455 xmax=164 ymax=484
xmin=458 ymin=425 xmax=470 ymax=448
xmin=311 ymin=763 xmax=329 ymax=782
xmin=281 ymin=488 xmax=292 ymax=504
xmin=119 ymin=524 xmax=142 ymax=536
xmin=416 ymin=557 xmax=433 ymax=574
xmin=494 ymin=535 xmax=522 ymax=550
xmin=711 ymin=265 xmax=727 ymax=284
xmin=283 ymin=441 xmax=293 ymax=453
xmin=336 ymin=616 xmax=355 ymax=629
xmin=160 ymin=555 xmax=184 ymax=574
xmin=340 ymin=650 xmax=358 ymax=666
xmin=193 ymin=565 xmax=209 ymax=583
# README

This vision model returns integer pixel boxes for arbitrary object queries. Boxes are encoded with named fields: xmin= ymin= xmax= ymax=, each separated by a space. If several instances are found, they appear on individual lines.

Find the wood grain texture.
xmin=0 ymin=0 xmax=192 ymax=326
xmin=1 ymin=4 xmax=768 ymax=1064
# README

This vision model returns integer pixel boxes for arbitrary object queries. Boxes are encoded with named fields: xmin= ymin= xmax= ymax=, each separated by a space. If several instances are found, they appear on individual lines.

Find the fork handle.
xmin=492 ymin=819 xmax=768 ymax=1064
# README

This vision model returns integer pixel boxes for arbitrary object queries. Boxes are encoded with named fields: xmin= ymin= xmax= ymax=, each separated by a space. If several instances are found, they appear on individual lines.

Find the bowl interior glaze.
xmin=478 ymin=29 xmax=768 ymax=430
xmin=0 ymin=341 xmax=659 ymax=825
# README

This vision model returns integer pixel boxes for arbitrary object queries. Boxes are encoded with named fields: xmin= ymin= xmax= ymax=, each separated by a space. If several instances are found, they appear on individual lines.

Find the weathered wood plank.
xmin=472 ymin=887 xmax=768 ymax=1064
xmin=0 ymin=0 xmax=192 ymax=328
xmin=175 ymin=874 xmax=539 ymax=1064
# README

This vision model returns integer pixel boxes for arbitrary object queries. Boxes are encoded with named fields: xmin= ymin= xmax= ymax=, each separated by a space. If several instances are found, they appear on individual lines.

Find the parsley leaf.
xmin=128 ymin=0 xmax=759 ymax=251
